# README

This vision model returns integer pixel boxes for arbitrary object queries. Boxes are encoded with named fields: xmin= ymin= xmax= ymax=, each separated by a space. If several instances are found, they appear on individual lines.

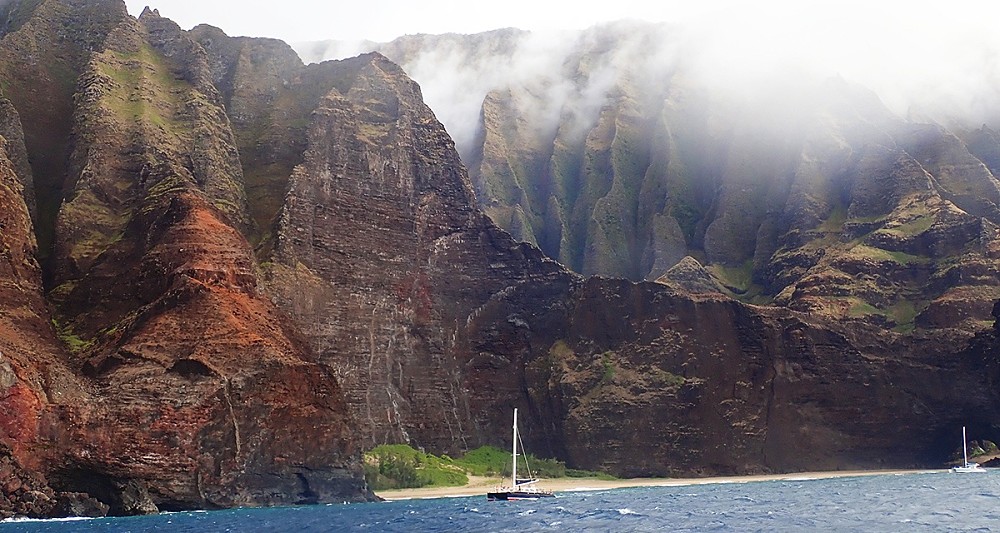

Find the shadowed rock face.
xmin=0 ymin=0 xmax=127 ymax=251
xmin=458 ymin=278 xmax=1000 ymax=476
xmin=0 ymin=97 xmax=33 ymax=217
xmin=2 ymin=0 xmax=1000 ymax=519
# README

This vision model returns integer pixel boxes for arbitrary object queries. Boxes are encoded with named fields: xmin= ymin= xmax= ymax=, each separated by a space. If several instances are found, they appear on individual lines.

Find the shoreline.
xmin=374 ymin=468 xmax=944 ymax=501
xmin=0 ymin=468 xmax=951 ymax=522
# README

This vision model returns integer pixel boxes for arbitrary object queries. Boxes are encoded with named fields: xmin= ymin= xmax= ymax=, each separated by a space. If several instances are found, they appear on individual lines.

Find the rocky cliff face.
xmin=0 ymin=0 xmax=126 ymax=252
xmin=459 ymin=277 xmax=1000 ymax=475
xmin=0 ymin=82 xmax=97 ymax=519
xmin=0 ymin=2 xmax=373 ymax=517
xmin=251 ymin=29 xmax=1000 ymax=475
xmin=43 ymin=8 xmax=370 ymax=512
xmin=2 ymin=0 xmax=1000 ymax=520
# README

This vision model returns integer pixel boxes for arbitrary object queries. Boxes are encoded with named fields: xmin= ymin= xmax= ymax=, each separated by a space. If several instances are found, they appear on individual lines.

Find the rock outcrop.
xmin=0 ymin=442 xmax=57 ymax=520
xmin=655 ymin=256 xmax=726 ymax=295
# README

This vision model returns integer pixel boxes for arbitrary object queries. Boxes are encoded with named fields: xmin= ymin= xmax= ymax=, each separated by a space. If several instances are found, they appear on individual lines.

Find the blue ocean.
xmin=3 ymin=471 xmax=998 ymax=532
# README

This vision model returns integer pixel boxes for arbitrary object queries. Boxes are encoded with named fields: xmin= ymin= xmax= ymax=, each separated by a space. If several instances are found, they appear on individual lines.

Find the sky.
xmin=122 ymin=1 xmax=734 ymax=42
xmin=123 ymin=0 xmax=997 ymax=45
xmin=121 ymin=0 xmax=1000 ymax=143
xmin=121 ymin=0 xmax=1000 ymax=88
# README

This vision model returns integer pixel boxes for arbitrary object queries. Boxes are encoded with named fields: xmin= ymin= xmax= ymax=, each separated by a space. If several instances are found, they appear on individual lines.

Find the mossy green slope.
xmin=49 ymin=10 xmax=255 ymax=344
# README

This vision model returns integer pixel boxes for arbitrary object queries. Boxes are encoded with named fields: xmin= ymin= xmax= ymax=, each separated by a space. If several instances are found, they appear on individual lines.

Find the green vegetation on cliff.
xmin=50 ymin=317 xmax=92 ymax=354
xmin=97 ymin=42 xmax=188 ymax=132
xmin=0 ymin=0 xmax=45 ymax=37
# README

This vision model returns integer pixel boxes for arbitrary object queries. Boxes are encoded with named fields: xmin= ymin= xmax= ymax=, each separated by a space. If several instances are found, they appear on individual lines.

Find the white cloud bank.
xmin=124 ymin=0 xmax=1000 ymax=153
xmin=293 ymin=1 xmax=1000 ymax=156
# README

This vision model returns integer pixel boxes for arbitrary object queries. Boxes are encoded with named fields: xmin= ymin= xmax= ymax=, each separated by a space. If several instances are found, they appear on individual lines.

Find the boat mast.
xmin=963 ymin=426 xmax=969 ymax=466
xmin=512 ymin=408 xmax=519 ymax=487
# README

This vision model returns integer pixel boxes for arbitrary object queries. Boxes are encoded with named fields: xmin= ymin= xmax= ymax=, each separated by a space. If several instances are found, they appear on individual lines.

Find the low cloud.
xmin=294 ymin=5 xmax=1000 ymax=156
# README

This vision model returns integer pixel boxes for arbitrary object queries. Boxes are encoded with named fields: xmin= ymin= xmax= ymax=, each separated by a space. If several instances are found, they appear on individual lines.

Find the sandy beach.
xmin=375 ymin=469 xmax=942 ymax=500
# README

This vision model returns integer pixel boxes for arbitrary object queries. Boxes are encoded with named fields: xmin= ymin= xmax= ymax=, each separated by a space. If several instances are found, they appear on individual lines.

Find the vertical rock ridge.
xmin=0 ymin=0 xmax=129 ymax=253
xmin=0 ymin=96 xmax=33 ymax=218
xmin=0 ymin=5 xmax=374 ymax=513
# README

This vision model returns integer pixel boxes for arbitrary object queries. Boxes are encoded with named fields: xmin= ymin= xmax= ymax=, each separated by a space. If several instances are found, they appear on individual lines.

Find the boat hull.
xmin=487 ymin=490 xmax=556 ymax=501
xmin=951 ymin=465 xmax=987 ymax=473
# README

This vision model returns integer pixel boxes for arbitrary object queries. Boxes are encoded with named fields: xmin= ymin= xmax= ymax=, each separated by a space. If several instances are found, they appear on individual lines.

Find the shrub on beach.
xmin=363 ymin=444 xmax=610 ymax=490
xmin=363 ymin=444 xmax=469 ymax=490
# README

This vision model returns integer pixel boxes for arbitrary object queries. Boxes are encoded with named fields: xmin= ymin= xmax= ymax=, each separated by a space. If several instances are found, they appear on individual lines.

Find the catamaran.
xmin=486 ymin=408 xmax=556 ymax=500
xmin=951 ymin=426 xmax=986 ymax=473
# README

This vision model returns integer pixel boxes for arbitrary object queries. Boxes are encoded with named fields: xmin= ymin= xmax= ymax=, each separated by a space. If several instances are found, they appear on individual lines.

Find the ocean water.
xmin=3 ymin=471 xmax=1000 ymax=532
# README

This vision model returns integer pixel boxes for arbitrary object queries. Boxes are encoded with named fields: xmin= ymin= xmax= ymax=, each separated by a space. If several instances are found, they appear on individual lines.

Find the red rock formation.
xmin=0 ymin=133 xmax=45 ymax=460
xmin=1 ymin=3 xmax=374 ymax=516
xmin=0 ymin=99 xmax=96 ymax=519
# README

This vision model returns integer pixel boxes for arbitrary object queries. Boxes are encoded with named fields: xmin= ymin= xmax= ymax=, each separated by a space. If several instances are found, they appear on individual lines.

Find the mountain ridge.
xmin=0 ymin=2 xmax=999 ymax=519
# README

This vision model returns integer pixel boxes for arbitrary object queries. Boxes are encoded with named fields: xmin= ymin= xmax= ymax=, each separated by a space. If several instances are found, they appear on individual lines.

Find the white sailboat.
xmin=486 ymin=408 xmax=555 ymax=500
xmin=951 ymin=426 xmax=986 ymax=473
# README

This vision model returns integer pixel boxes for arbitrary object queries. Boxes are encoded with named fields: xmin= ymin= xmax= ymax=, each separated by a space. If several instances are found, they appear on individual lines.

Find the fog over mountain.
xmin=294 ymin=17 xmax=1000 ymax=341
xmin=297 ymin=14 xmax=1000 ymax=160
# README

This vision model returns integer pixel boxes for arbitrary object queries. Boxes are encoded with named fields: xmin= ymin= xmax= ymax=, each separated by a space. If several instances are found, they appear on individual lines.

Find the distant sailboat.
xmin=951 ymin=426 xmax=986 ymax=473
xmin=486 ymin=408 xmax=555 ymax=500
